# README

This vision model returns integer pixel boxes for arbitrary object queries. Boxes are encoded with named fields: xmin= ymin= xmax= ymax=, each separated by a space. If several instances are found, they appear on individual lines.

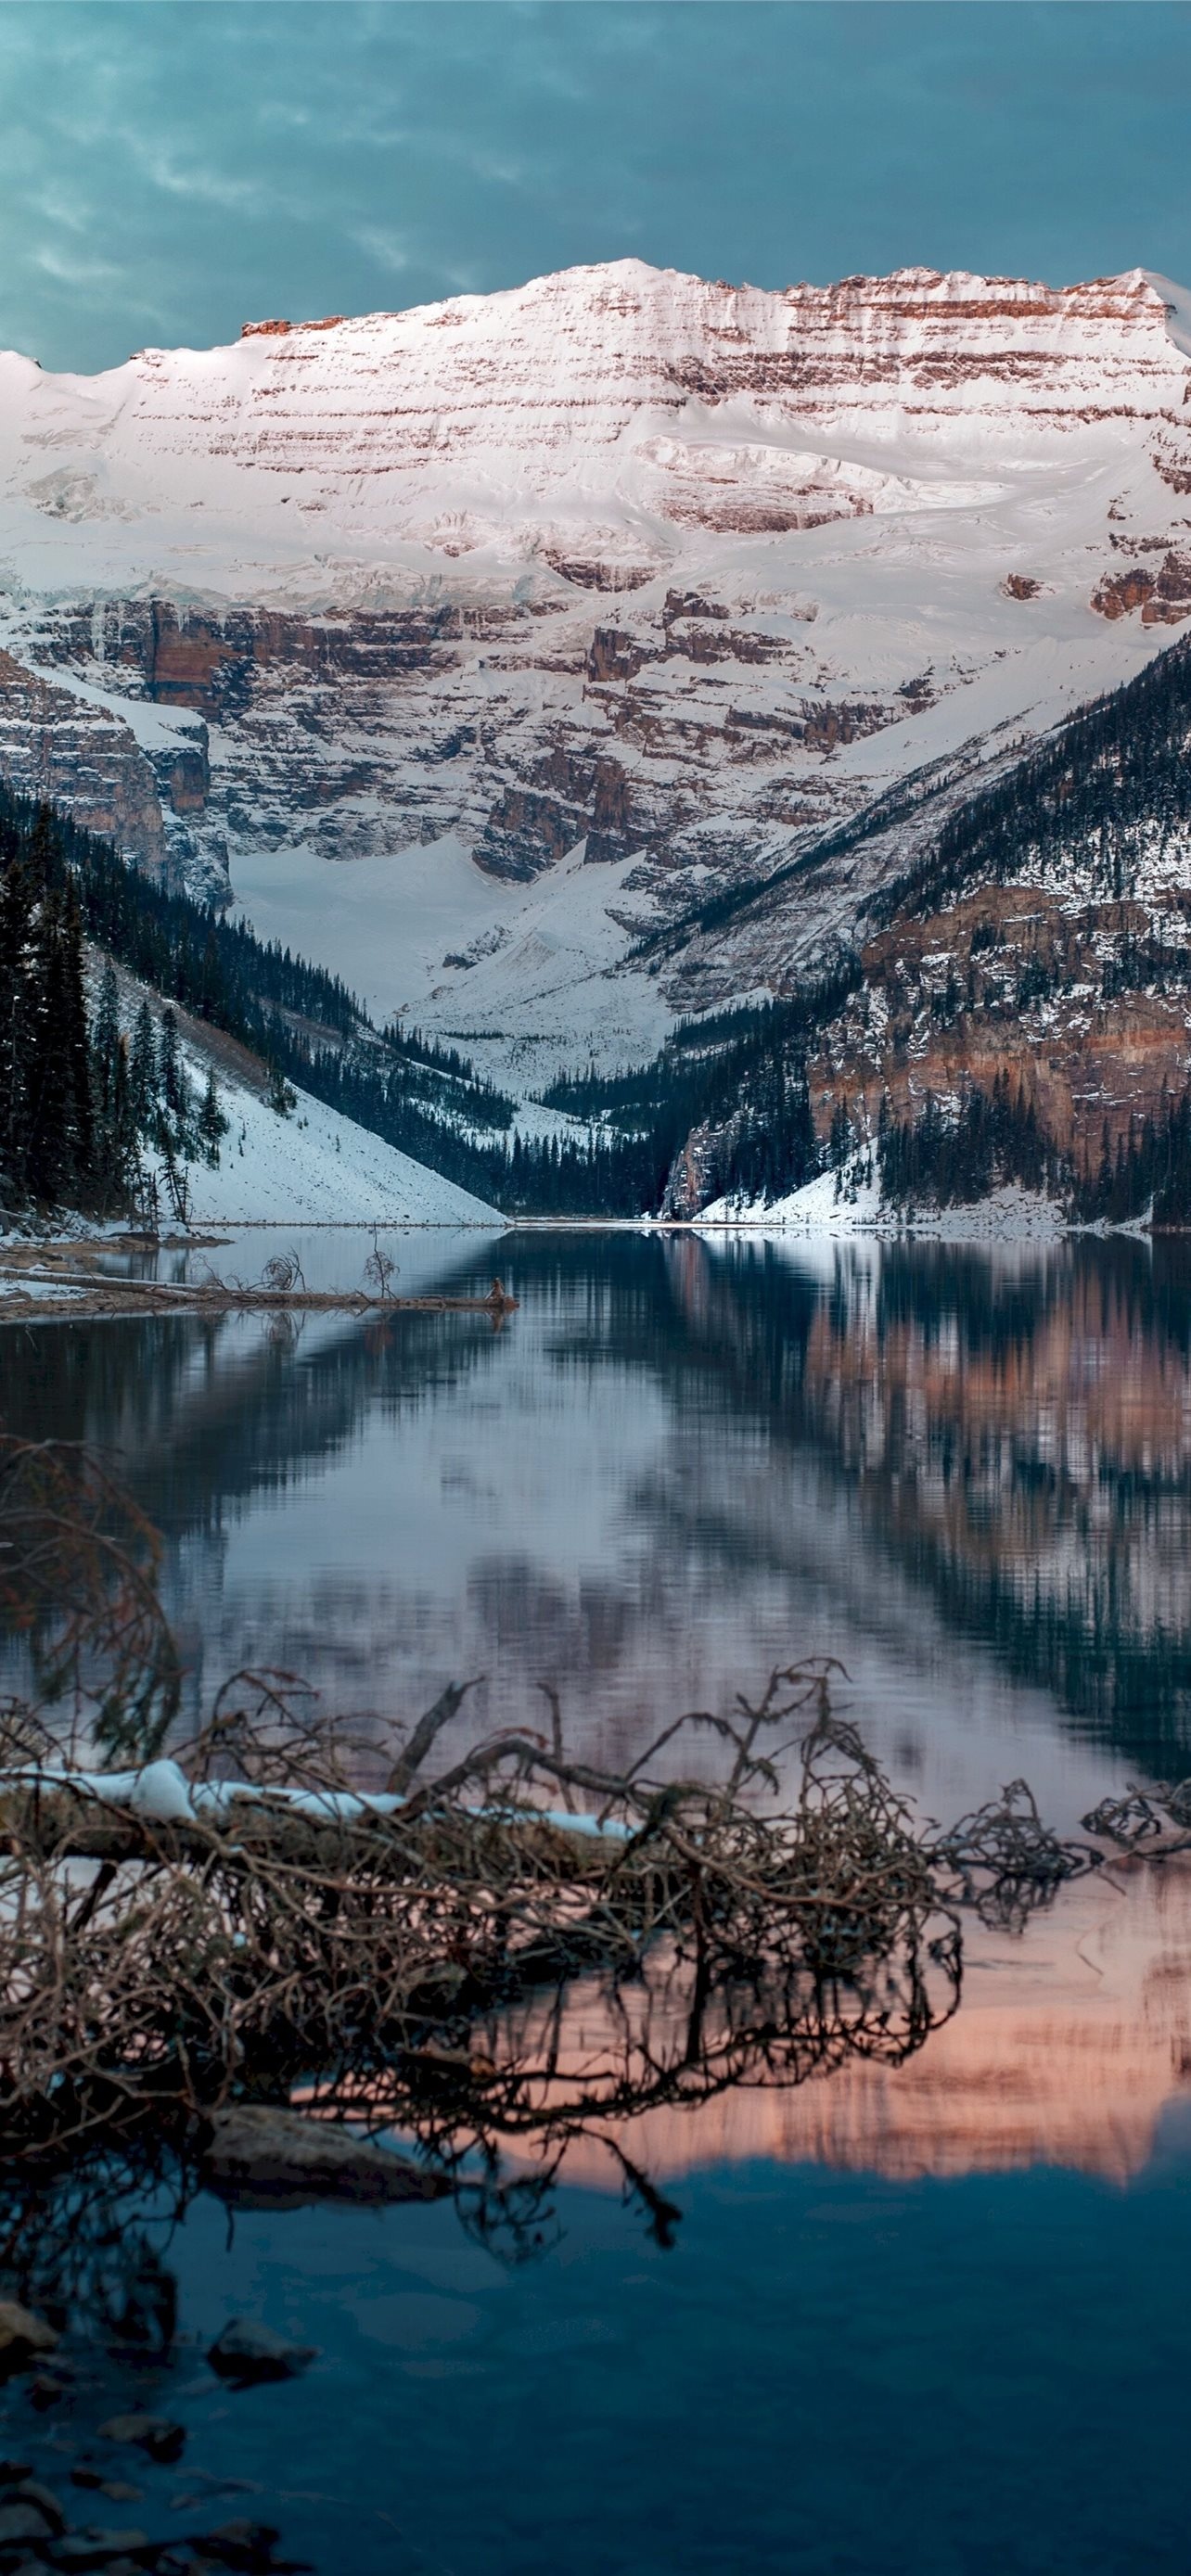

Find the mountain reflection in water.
xmin=6 ymin=1227 xmax=1191 ymax=1783
xmin=6 ymin=1232 xmax=1191 ymax=2576
xmin=517 ymin=1852 xmax=1191 ymax=2196
xmin=5 ymin=1229 xmax=1191 ymax=2189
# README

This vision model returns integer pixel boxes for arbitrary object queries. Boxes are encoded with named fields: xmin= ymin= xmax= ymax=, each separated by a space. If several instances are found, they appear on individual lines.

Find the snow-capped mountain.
xmin=1 ymin=258 xmax=1189 ymax=1078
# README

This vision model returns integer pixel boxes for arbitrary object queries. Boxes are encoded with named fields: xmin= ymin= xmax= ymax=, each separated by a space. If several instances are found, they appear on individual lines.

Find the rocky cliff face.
xmin=0 ymin=637 xmax=216 ymax=892
xmin=805 ymin=876 xmax=1191 ymax=1173
xmin=0 ymin=259 xmax=1189 ymax=1052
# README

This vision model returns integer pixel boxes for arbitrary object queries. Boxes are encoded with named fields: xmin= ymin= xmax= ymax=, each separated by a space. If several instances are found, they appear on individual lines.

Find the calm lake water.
xmin=4 ymin=1226 xmax=1191 ymax=2573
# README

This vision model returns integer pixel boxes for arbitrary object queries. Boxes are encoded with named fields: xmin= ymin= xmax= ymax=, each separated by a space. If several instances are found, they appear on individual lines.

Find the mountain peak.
xmin=0 ymin=244 xmax=1188 ymax=1056
xmin=221 ymin=253 xmax=1185 ymax=367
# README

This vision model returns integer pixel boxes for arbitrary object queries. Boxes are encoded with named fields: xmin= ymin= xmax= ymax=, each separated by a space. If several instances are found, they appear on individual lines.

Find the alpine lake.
xmin=4 ymin=1221 xmax=1191 ymax=2576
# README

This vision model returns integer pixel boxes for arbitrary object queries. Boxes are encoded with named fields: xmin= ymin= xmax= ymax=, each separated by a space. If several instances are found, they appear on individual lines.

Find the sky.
xmin=3 ymin=1 xmax=1191 ymax=376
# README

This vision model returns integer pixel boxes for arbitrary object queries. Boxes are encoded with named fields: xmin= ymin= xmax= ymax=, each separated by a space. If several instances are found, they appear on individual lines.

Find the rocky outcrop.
xmin=478 ymin=746 xmax=642 ymax=878
xmin=799 ymin=876 xmax=1191 ymax=1174
xmin=200 ymin=2101 xmax=451 ymax=2206
xmin=1092 ymin=549 xmax=1191 ymax=623
xmin=11 ymin=583 xmax=923 ymax=891
xmin=1145 ymin=550 xmax=1191 ymax=623
xmin=0 ymin=649 xmax=173 ymax=875
xmin=660 ymin=1116 xmax=744 ymax=1218
xmin=41 ymin=598 xmax=467 ymax=721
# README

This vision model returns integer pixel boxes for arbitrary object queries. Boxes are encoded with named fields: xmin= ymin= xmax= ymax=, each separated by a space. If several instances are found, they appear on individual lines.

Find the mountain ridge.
xmin=1 ymin=252 xmax=1190 ymax=1117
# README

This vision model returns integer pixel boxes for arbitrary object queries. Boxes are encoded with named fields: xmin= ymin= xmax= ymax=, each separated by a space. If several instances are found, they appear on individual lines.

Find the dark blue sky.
xmin=5 ymin=2 xmax=1190 ymax=374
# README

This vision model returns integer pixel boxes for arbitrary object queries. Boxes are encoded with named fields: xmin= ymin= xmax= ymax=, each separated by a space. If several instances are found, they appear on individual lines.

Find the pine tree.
xmin=158 ymin=1008 xmax=184 ymax=1118
xmin=92 ymin=960 xmax=122 ymax=1127
xmin=157 ymin=1007 xmax=192 ymax=1153
xmin=93 ymin=1032 xmax=137 ymax=1214
xmin=62 ymin=878 xmax=93 ymax=1194
xmin=0 ymin=831 xmax=33 ymax=1203
xmin=24 ymin=877 xmax=76 ymax=1205
xmin=129 ymin=1001 xmax=157 ymax=1129
xmin=198 ymin=1066 xmax=227 ymax=1165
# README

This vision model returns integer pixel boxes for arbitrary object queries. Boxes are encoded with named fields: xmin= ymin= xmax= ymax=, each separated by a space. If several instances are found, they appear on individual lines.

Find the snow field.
xmin=155 ymin=1042 xmax=503 ymax=1227
xmin=696 ymin=1167 xmax=1065 ymax=1239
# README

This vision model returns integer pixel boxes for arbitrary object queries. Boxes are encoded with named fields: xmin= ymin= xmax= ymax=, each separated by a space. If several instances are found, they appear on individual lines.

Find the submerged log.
xmin=0 ymin=1270 xmax=519 ymax=1319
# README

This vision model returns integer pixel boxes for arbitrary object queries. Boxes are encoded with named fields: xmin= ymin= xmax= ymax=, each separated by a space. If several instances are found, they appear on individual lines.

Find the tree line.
xmin=0 ymin=800 xmax=226 ymax=1218
xmin=874 ymin=1073 xmax=1191 ymax=1227
xmin=0 ymin=776 xmax=866 ymax=1218
xmin=876 ymin=1077 xmax=1065 ymax=1212
xmin=872 ymin=631 xmax=1191 ymax=931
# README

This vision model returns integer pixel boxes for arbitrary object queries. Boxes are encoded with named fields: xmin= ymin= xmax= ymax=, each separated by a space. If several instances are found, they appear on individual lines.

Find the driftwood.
xmin=0 ymin=1432 xmax=1137 ymax=2212
xmin=0 ymin=1663 xmax=970 ymax=2165
xmin=0 ymin=1766 xmax=628 ymax=1874
xmin=0 ymin=1268 xmax=519 ymax=1320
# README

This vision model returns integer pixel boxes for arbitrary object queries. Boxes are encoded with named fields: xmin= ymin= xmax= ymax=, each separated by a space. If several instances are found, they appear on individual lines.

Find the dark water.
xmin=4 ymin=1227 xmax=1191 ymax=2572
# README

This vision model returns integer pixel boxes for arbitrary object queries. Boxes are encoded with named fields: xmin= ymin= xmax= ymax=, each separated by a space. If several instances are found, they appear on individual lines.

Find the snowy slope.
xmin=696 ymin=1167 xmax=1063 ymax=1240
xmin=160 ymin=1058 xmax=503 ymax=1227
xmin=0 ymin=261 xmax=1186 ymax=590
xmin=1 ymin=258 xmax=1189 ymax=1077
xmin=230 ymin=834 xmax=671 ymax=1088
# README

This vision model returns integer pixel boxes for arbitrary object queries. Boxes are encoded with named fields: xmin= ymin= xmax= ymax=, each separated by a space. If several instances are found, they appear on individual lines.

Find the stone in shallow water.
xmin=52 ymin=2534 xmax=149 ymax=2569
xmin=27 ymin=2380 xmax=64 ymax=2413
xmin=0 ymin=2302 xmax=58 ymax=2373
xmin=6 ymin=2479 xmax=67 ymax=2534
xmin=206 ymin=2320 xmax=316 ymax=2383
xmin=70 ymin=2473 xmax=142 ymax=2505
xmin=189 ymin=2519 xmax=284 ymax=2571
xmin=96 ymin=2412 xmax=186 ymax=2464
xmin=200 ymin=2103 xmax=450 ymax=2207
xmin=0 ymin=2494 xmax=59 ymax=2544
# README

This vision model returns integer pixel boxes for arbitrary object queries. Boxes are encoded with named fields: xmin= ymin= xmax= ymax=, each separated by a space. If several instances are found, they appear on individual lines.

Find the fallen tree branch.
xmin=0 ymin=1687 xmax=965 ymax=2164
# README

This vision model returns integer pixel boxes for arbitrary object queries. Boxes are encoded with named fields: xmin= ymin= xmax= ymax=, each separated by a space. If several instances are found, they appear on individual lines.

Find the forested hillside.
xmin=6 ymin=621 xmax=1191 ymax=1226
xmin=0 ymin=803 xmax=96 ymax=1214
xmin=0 ymin=796 xmax=228 ymax=1218
xmin=0 ymin=780 xmax=856 ymax=1219
xmin=881 ymin=630 xmax=1191 ymax=927
xmin=650 ymin=631 xmax=1191 ymax=1221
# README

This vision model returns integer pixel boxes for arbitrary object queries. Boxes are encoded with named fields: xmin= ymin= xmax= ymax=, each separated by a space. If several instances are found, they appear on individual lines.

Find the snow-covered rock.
xmin=4 ymin=261 xmax=1187 ymax=580
xmin=1 ymin=258 xmax=1189 ymax=1066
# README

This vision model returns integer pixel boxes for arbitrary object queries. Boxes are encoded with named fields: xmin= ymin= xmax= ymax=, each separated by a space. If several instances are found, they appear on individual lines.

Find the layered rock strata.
xmin=0 ymin=259 xmax=1188 ymax=1030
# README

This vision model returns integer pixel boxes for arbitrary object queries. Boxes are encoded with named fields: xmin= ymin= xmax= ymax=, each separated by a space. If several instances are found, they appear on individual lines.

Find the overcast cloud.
xmin=3 ymin=2 xmax=1190 ymax=373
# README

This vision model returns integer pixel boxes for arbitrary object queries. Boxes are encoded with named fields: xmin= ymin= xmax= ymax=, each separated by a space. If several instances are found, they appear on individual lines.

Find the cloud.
xmin=32 ymin=244 xmax=122 ymax=289
xmin=132 ymin=147 xmax=272 ymax=215
xmin=0 ymin=0 xmax=1189 ymax=374
xmin=351 ymin=225 xmax=412 ymax=278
